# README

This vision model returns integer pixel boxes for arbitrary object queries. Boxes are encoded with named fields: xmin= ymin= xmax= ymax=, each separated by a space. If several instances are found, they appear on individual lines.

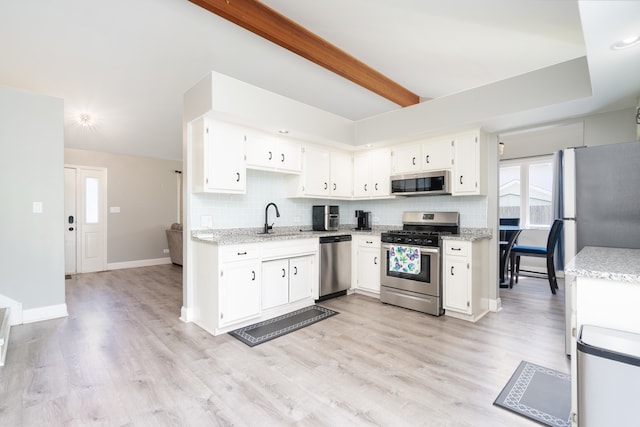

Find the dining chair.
xmin=500 ymin=228 xmax=522 ymax=288
xmin=499 ymin=218 xmax=520 ymax=280
xmin=510 ymin=219 xmax=564 ymax=294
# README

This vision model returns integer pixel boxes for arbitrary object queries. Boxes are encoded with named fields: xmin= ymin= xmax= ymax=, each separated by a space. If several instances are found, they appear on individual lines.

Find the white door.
xmin=64 ymin=167 xmax=77 ymax=274
xmin=78 ymin=167 xmax=107 ymax=273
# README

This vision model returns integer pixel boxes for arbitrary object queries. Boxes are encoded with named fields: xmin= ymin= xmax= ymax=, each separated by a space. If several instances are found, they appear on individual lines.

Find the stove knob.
xmin=414 ymin=238 xmax=422 ymax=245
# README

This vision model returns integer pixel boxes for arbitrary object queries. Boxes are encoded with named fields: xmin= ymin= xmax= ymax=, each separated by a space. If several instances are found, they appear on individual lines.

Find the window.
xmin=499 ymin=156 xmax=554 ymax=228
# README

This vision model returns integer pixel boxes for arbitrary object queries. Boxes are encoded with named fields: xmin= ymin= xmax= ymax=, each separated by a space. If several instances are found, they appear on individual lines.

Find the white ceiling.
xmin=0 ymin=0 xmax=638 ymax=160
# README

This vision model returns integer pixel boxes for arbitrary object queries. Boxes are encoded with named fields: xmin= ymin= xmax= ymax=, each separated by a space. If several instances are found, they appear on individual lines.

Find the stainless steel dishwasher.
xmin=318 ymin=235 xmax=352 ymax=300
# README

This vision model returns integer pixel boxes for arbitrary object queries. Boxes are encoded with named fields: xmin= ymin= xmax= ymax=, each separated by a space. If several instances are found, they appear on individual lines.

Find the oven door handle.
xmin=381 ymin=244 xmax=440 ymax=255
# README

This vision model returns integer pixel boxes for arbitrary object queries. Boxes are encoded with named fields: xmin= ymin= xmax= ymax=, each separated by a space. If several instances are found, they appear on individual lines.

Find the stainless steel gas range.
xmin=380 ymin=211 xmax=460 ymax=316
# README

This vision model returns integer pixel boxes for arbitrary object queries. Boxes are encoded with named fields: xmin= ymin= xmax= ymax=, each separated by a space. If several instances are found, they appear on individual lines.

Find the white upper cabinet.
xmin=245 ymin=132 xmax=301 ymax=174
xmin=452 ymin=131 xmax=486 ymax=196
xmin=330 ymin=151 xmax=353 ymax=198
xmin=391 ymin=144 xmax=422 ymax=174
xmin=422 ymin=138 xmax=454 ymax=171
xmin=191 ymin=117 xmax=246 ymax=194
xmin=353 ymin=148 xmax=391 ymax=198
xmin=287 ymin=146 xmax=352 ymax=198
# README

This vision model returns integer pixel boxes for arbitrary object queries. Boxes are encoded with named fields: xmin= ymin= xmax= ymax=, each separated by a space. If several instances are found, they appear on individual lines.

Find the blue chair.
xmin=510 ymin=219 xmax=563 ymax=294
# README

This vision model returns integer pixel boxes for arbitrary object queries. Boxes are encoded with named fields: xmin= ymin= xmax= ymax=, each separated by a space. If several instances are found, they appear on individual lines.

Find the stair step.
xmin=0 ymin=307 xmax=10 ymax=366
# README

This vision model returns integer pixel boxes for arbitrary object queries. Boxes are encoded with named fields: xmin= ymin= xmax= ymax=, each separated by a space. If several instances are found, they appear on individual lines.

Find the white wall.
xmin=0 ymin=86 xmax=66 ymax=317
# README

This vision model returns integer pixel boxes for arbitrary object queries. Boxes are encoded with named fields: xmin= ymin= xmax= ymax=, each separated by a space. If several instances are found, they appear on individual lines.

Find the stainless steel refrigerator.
xmin=562 ymin=140 xmax=640 ymax=353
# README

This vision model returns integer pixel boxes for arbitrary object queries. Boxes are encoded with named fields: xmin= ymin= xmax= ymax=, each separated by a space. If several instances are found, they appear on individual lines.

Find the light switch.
xmin=33 ymin=201 xmax=43 ymax=213
xmin=110 ymin=206 xmax=121 ymax=213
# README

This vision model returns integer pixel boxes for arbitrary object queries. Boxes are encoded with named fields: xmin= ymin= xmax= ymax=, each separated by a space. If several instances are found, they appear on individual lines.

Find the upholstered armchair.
xmin=165 ymin=223 xmax=183 ymax=266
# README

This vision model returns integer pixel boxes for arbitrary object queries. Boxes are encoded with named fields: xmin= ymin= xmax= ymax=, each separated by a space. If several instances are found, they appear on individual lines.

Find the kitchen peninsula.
xmin=565 ymin=246 xmax=640 ymax=426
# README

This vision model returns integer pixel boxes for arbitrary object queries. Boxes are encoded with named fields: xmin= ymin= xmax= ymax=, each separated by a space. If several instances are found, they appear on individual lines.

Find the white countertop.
xmin=565 ymin=246 xmax=640 ymax=283
xmin=192 ymin=226 xmax=492 ymax=245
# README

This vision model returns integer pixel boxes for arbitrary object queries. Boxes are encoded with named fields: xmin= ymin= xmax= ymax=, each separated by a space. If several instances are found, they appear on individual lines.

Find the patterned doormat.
xmin=228 ymin=305 xmax=338 ymax=347
xmin=494 ymin=361 xmax=571 ymax=427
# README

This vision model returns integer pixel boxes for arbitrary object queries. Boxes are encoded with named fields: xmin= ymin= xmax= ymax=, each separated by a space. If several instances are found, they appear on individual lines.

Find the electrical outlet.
xmin=201 ymin=215 xmax=213 ymax=228
xmin=163 ymin=249 xmax=170 ymax=254
xmin=293 ymin=216 xmax=301 ymax=223
xmin=373 ymin=216 xmax=380 ymax=223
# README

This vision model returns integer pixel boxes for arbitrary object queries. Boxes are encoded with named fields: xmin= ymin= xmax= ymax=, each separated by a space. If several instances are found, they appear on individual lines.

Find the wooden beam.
xmin=189 ymin=0 xmax=420 ymax=108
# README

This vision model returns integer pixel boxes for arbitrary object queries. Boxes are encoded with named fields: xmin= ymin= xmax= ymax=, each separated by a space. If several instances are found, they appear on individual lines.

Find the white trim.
xmin=0 ymin=294 xmax=22 ymax=326
xmin=180 ymin=305 xmax=193 ymax=322
xmin=489 ymin=297 xmax=502 ymax=312
xmin=107 ymin=257 xmax=172 ymax=270
xmin=22 ymin=304 xmax=68 ymax=324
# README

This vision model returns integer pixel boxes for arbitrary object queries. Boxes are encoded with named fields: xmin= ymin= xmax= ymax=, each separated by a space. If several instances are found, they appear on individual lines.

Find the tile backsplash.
xmin=191 ymin=169 xmax=487 ymax=229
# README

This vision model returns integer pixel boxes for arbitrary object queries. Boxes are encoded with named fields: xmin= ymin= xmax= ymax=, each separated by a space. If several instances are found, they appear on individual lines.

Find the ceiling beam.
xmin=189 ymin=0 xmax=420 ymax=108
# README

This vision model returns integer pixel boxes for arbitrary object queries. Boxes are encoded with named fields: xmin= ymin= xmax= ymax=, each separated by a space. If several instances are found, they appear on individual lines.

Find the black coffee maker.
xmin=355 ymin=210 xmax=372 ymax=231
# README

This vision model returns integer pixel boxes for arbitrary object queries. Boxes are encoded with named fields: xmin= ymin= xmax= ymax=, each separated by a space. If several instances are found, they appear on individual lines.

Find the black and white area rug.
xmin=494 ymin=361 xmax=571 ymax=427
xmin=228 ymin=305 xmax=338 ymax=347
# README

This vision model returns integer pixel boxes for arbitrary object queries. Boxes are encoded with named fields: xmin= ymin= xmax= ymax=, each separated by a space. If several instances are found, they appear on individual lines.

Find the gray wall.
xmin=65 ymin=149 xmax=182 ymax=264
xmin=0 ymin=86 xmax=65 ymax=310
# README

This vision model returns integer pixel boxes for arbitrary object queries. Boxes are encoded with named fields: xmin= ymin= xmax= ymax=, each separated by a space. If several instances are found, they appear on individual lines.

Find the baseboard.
xmin=107 ymin=257 xmax=172 ymax=270
xmin=180 ymin=305 xmax=193 ymax=323
xmin=22 ymin=304 xmax=68 ymax=324
xmin=0 ymin=294 xmax=22 ymax=326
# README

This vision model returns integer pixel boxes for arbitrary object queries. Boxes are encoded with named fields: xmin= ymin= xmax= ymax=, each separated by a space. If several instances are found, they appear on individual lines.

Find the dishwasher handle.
xmin=319 ymin=235 xmax=352 ymax=244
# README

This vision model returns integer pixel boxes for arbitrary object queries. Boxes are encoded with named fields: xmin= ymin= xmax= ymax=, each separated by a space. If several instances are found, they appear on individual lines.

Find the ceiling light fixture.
xmin=78 ymin=113 xmax=93 ymax=128
xmin=278 ymin=129 xmax=289 ymax=134
xmin=499 ymin=142 xmax=505 ymax=156
xmin=611 ymin=35 xmax=640 ymax=50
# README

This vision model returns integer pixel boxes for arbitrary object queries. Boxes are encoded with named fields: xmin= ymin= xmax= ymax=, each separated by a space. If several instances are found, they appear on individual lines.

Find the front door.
xmin=64 ymin=167 xmax=77 ymax=274
xmin=65 ymin=166 xmax=107 ymax=273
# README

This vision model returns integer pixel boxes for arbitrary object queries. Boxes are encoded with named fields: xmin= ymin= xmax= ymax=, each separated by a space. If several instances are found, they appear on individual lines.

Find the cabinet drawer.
xmin=444 ymin=241 xmax=469 ymax=257
xmin=358 ymin=236 xmax=380 ymax=249
xmin=219 ymin=244 xmax=259 ymax=262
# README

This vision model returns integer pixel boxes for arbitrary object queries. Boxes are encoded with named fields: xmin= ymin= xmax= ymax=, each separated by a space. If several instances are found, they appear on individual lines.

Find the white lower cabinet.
xmin=193 ymin=238 xmax=318 ymax=335
xmin=219 ymin=258 xmax=261 ymax=326
xmin=443 ymin=239 xmax=489 ymax=322
xmin=262 ymin=255 xmax=314 ymax=309
xmin=354 ymin=235 xmax=381 ymax=294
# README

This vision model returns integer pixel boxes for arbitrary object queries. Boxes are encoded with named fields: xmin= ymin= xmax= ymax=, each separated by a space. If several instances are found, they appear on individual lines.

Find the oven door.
xmin=380 ymin=244 xmax=440 ymax=296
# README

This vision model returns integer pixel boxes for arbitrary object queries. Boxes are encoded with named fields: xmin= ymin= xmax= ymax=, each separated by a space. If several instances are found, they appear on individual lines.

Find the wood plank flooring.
xmin=0 ymin=265 xmax=568 ymax=426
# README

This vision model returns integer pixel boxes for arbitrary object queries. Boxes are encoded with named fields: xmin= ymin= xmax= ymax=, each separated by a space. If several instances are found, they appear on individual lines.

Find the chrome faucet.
xmin=264 ymin=202 xmax=280 ymax=234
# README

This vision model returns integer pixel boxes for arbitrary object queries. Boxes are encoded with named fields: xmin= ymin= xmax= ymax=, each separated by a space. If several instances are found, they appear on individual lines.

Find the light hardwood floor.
xmin=0 ymin=265 xmax=568 ymax=426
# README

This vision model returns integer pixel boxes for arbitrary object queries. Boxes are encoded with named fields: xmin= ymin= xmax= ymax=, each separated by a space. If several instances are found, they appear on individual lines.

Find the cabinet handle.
xmin=282 ymin=268 xmax=286 ymax=278
xmin=426 ymin=154 xmax=430 ymax=164
xmin=294 ymin=266 xmax=298 ymax=275
xmin=375 ymin=183 xmax=378 ymax=191
xmin=333 ymin=183 xmax=337 ymax=191
xmin=412 ymin=156 xmax=416 ymax=165
xmin=364 ymin=183 xmax=368 ymax=191
xmin=451 ymin=247 xmax=461 ymax=251
xmin=237 ymin=251 xmax=247 ymax=256
xmin=374 ymin=256 xmax=378 ymax=265
xmin=450 ymin=266 xmax=455 ymax=276
xmin=268 ymin=151 xmax=272 ymax=160
xmin=459 ymin=175 xmax=463 ymax=185
xmin=366 ymin=240 xmax=373 ymax=244
xmin=236 ymin=172 xmax=240 ymax=182
xmin=324 ymin=182 xmax=328 ymax=190
xmin=281 ymin=153 xmax=285 ymax=163
xmin=251 ymin=270 xmax=256 ymax=281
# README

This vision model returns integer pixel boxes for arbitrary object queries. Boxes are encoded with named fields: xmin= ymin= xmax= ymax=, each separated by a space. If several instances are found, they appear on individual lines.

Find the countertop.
xmin=192 ymin=226 xmax=492 ymax=245
xmin=565 ymin=246 xmax=640 ymax=283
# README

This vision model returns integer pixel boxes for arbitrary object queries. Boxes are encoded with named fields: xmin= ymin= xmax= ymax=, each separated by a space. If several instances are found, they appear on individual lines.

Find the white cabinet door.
xmin=205 ymin=119 xmax=246 ymax=193
xmin=301 ymin=146 xmax=331 ymax=197
xmin=391 ymin=144 xmax=421 ymax=174
xmin=452 ymin=132 xmax=480 ymax=195
xmin=289 ymin=255 xmax=314 ymax=303
xmin=357 ymin=247 xmax=381 ymax=293
xmin=443 ymin=254 xmax=471 ymax=314
xmin=219 ymin=259 xmax=261 ymax=326
xmin=353 ymin=149 xmax=391 ymax=198
xmin=330 ymin=151 xmax=353 ymax=198
xmin=262 ymin=259 xmax=289 ymax=310
xmin=422 ymin=138 xmax=454 ymax=171
xmin=246 ymin=133 xmax=301 ymax=173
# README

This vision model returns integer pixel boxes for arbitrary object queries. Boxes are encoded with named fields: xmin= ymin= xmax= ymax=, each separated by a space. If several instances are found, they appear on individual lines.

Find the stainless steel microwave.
xmin=390 ymin=170 xmax=451 ymax=196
